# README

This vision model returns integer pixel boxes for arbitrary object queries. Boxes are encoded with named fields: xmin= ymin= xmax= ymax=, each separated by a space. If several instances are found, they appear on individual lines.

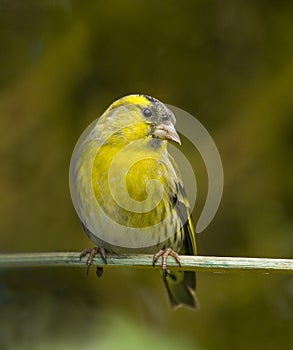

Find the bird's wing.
xmin=174 ymin=181 xmax=197 ymax=255
xmin=168 ymin=155 xmax=197 ymax=256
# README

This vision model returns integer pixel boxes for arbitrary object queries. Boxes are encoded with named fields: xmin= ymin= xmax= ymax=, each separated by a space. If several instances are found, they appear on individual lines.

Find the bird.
xmin=69 ymin=94 xmax=199 ymax=309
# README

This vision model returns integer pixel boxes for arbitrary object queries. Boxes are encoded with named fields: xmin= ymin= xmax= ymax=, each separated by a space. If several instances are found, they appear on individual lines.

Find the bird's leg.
xmin=153 ymin=248 xmax=181 ymax=278
xmin=80 ymin=247 xmax=107 ymax=276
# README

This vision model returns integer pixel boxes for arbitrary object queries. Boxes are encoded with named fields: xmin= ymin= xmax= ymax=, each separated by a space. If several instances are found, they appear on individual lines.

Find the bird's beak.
xmin=152 ymin=122 xmax=181 ymax=145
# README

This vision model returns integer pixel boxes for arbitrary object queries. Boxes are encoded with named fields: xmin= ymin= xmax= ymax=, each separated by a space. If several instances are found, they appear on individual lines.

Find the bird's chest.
xmin=92 ymin=145 xmax=174 ymax=213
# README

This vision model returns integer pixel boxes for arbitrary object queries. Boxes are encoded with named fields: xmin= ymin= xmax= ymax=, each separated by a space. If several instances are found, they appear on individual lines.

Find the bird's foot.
xmin=153 ymin=248 xmax=181 ymax=278
xmin=80 ymin=247 xmax=107 ymax=276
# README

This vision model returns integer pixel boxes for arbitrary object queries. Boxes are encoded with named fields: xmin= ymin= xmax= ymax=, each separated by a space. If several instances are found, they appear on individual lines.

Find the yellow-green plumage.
xmin=69 ymin=94 xmax=199 ymax=309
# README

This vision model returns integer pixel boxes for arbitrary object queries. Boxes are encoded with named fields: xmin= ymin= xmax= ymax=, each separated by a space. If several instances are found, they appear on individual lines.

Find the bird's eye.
xmin=143 ymin=108 xmax=152 ymax=118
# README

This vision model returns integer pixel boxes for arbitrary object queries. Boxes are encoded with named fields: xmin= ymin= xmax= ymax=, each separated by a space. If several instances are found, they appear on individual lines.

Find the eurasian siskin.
xmin=69 ymin=94 xmax=199 ymax=309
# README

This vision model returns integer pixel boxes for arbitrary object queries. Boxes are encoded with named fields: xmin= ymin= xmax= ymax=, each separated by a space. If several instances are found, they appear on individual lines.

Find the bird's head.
xmin=98 ymin=94 xmax=181 ymax=146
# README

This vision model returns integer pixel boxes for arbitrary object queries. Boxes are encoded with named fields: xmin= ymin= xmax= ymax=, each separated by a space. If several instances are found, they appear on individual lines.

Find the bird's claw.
xmin=153 ymin=248 xmax=181 ymax=279
xmin=80 ymin=247 xmax=107 ymax=276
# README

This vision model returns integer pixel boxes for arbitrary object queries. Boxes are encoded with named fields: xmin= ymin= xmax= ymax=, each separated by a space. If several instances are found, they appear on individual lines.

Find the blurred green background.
xmin=1 ymin=1 xmax=293 ymax=349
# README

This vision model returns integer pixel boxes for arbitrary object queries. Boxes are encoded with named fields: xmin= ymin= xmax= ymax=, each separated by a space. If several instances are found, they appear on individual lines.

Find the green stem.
xmin=0 ymin=252 xmax=292 ymax=274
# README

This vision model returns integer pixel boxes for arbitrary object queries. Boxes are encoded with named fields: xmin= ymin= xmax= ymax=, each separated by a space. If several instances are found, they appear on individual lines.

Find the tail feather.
xmin=163 ymin=270 xmax=199 ymax=310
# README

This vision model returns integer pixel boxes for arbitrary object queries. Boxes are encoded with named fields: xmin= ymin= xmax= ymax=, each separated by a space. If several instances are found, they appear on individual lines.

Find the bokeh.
xmin=1 ymin=1 xmax=293 ymax=349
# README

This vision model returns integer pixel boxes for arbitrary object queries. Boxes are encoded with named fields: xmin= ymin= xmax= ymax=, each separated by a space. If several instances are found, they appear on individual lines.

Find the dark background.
xmin=1 ymin=1 xmax=293 ymax=349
